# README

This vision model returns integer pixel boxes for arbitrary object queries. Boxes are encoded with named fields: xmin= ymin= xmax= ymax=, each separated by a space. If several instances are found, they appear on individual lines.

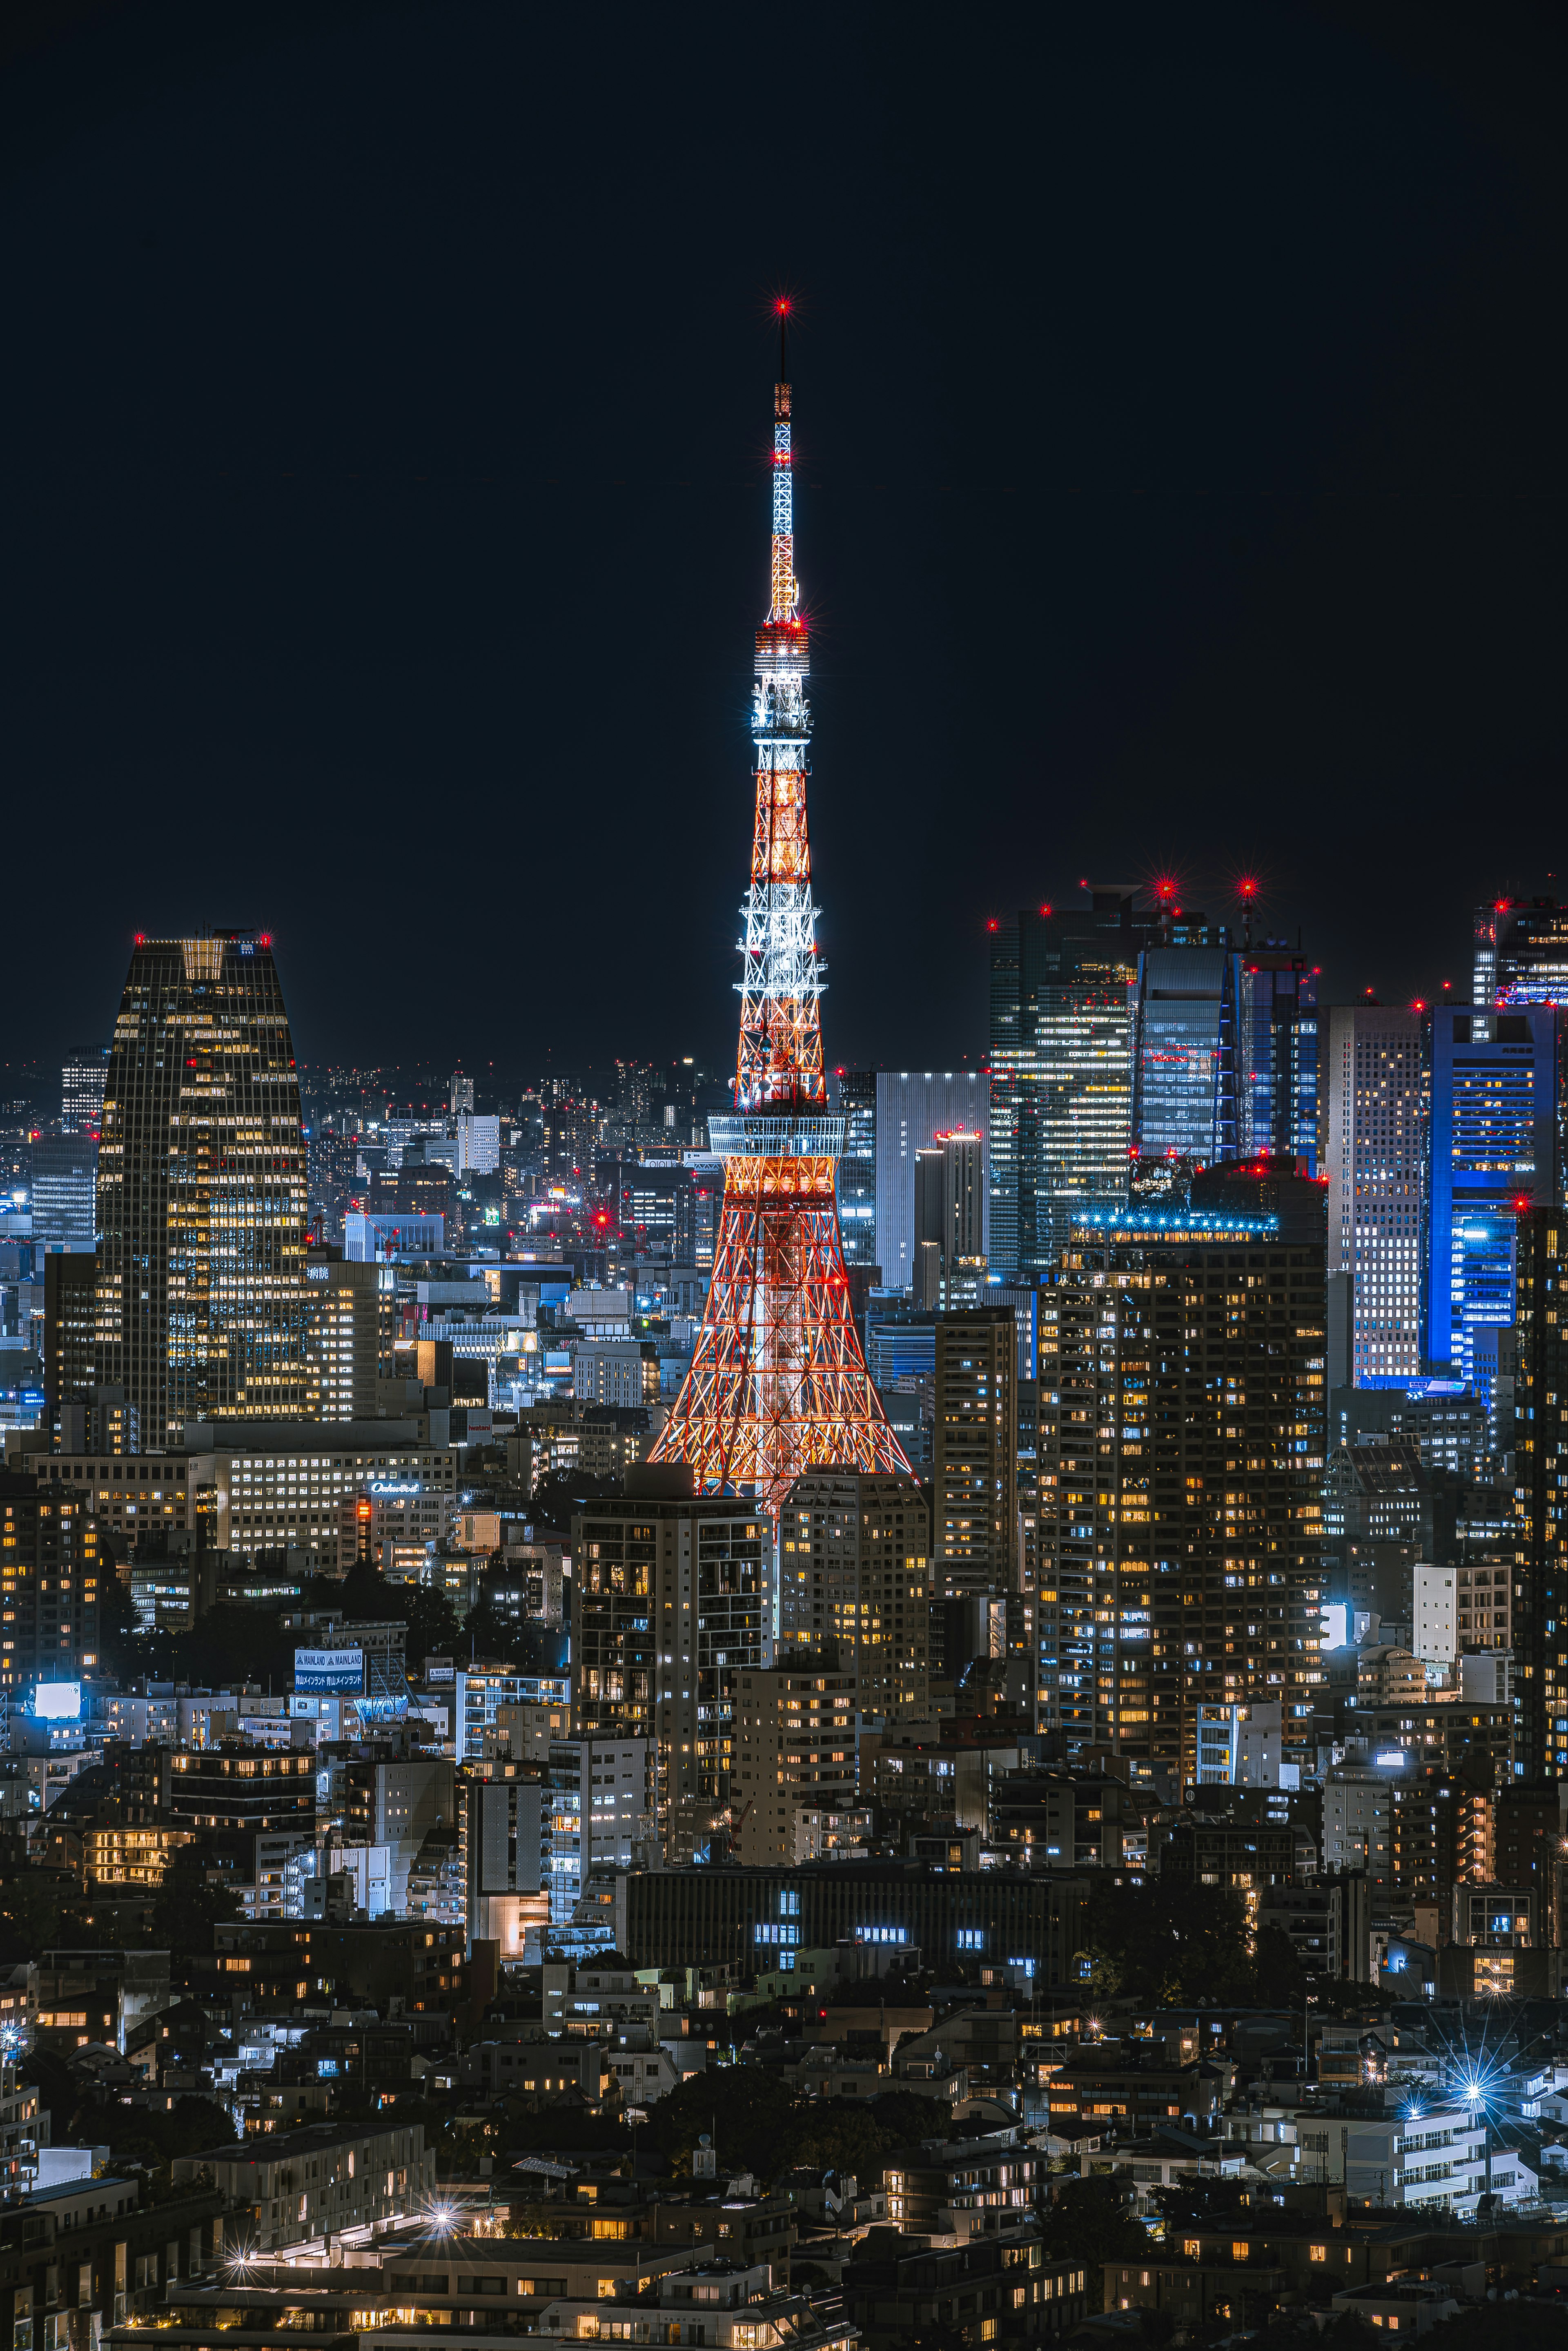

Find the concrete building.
xmin=303 ymin=1248 xmax=379 ymax=1421
xmin=170 ymin=2119 xmax=433 ymax=2254
xmin=733 ymin=1661 xmax=858 ymax=1864
xmin=933 ymin=1307 xmax=1017 ymax=1604
xmin=572 ymin=1485 xmax=766 ymax=1861
xmin=777 ymin=1470 xmax=930 ymax=1719
xmin=874 ymin=1072 xmax=990 ymax=1291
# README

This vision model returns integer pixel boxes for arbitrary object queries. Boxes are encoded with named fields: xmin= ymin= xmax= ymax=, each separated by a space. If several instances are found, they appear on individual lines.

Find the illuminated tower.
xmin=652 ymin=313 xmax=910 ymax=1511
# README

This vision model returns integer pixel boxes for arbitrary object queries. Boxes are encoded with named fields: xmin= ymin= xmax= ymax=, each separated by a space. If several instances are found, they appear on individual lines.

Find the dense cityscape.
xmin=0 ymin=13 xmax=1561 ymax=2351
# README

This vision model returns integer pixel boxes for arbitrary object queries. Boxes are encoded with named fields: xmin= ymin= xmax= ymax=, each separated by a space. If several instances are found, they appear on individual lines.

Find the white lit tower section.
xmin=1325 ymin=1004 xmax=1425 ymax=1386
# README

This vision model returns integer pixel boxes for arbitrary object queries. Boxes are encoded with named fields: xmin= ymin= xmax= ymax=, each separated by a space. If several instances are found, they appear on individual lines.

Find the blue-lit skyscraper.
xmin=1130 ymin=940 xmax=1241 ymax=1169
xmin=833 ymin=1069 xmax=877 ymax=1267
xmin=1424 ymin=1003 xmax=1559 ymax=1397
xmin=1241 ymin=945 xmax=1320 ymax=1172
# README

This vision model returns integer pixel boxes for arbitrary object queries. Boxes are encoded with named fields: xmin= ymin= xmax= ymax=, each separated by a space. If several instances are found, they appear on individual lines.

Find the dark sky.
xmin=4 ymin=0 xmax=1566 ymax=1086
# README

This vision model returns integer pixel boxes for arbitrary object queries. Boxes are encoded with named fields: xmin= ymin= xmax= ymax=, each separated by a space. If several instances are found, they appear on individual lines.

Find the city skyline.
xmin=1 ymin=8 xmax=1564 ymax=1077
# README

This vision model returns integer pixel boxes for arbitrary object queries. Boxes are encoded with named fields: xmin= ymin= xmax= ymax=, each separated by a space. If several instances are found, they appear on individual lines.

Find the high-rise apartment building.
xmin=28 ymin=1136 xmax=97 ymax=1255
xmin=94 ymin=933 xmax=312 ymax=1453
xmin=450 ymin=1070 xmax=475 ymax=1116
xmin=0 ymin=1471 xmax=102 ymax=1694
xmin=833 ymin=1070 xmax=877 ymax=1268
xmin=42 ymin=1253 xmax=96 ymax=1443
xmin=571 ymin=1486 xmax=766 ymax=1862
xmin=988 ymin=892 xmax=1156 ymax=1276
xmin=60 ymin=1047 xmax=108 ymax=1136
xmin=1424 ymin=1004 xmax=1558 ymax=1397
xmin=734 ymin=1660 xmax=858 ymax=1863
xmin=303 ymin=1246 xmax=380 ymax=1422
xmin=873 ymin=1071 xmax=989 ymax=1290
xmin=933 ymin=1306 xmax=1018 ymax=1605
xmin=1473 ymin=896 xmax=1568 ymax=1008
xmin=1130 ymin=939 xmax=1241 ymax=1170
xmin=1039 ymin=1181 xmax=1326 ymax=1775
xmin=1511 ymin=1208 xmax=1568 ymax=1780
xmin=1241 ymin=945 xmax=1319 ymax=1170
xmin=1324 ymin=1005 xmax=1425 ymax=1388
xmin=777 ymin=1469 xmax=930 ymax=1718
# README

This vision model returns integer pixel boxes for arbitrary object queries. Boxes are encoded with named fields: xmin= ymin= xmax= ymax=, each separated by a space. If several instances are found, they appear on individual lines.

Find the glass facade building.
xmin=988 ymin=893 xmax=1156 ymax=1276
xmin=833 ymin=1069 xmax=877 ymax=1267
xmin=95 ymin=933 xmax=312 ymax=1453
xmin=1241 ymin=947 xmax=1320 ymax=1170
xmin=1423 ymin=1003 xmax=1559 ymax=1399
xmin=1130 ymin=943 xmax=1241 ymax=1169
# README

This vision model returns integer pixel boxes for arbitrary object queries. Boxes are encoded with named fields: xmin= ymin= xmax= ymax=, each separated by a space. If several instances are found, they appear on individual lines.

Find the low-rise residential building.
xmin=170 ymin=2118 xmax=433 ymax=2253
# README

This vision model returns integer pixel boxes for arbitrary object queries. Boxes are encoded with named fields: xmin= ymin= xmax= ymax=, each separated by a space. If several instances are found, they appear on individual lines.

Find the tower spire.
xmin=649 ymin=325 xmax=911 ymax=1513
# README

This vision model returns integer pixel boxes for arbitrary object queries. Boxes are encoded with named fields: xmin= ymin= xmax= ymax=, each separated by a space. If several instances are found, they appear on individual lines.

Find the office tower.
xmin=450 ymin=1070 xmax=474 ymax=1116
xmin=1130 ymin=936 xmax=1242 ymax=1170
xmin=303 ymin=1245 xmax=380 ymax=1421
xmin=873 ymin=1071 xmax=990 ymax=1290
xmin=28 ymin=1136 xmax=97 ymax=1255
xmin=734 ymin=1660 xmax=859 ymax=1863
xmin=913 ymin=1135 xmax=986 ymax=1311
xmin=42 ymin=1253 xmax=96 ymax=1443
xmin=60 ymin=1046 xmax=108 ymax=1136
xmin=571 ymin=1485 xmax=767 ymax=1860
xmin=0 ymin=1470 xmax=102 ymax=1694
xmin=1039 ymin=1177 xmax=1326 ymax=1775
xmin=541 ymin=1079 xmax=599 ymax=1184
xmin=777 ymin=1469 xmax=930 ymax=1717
xmin=1241 ymin=945 xmax=1320 ymax=1170
xmin=618 ymin=1162 xmax=695 ymax=1259
xmin=650 ymin=317 xmax=908 ymax=1509
xmin=1511 ymin=1208 xmax=1567 ymax=1778
xmin=1424 ymin=1003 xmax=1559 ymax=1398
xmin=834 ymin=1070 xmax=877 ymax=1268
xmin=95 ymin=933 xmax=312 ymax=1454
xmin=455 ymin=1113 xmax=500 ymax=1174
xmin=988 ymin=892 xmax=1156 ymax=1277
xmin=1324 ymin=1005 xmax=1425 ymax=1388
xmin=933 ymin=1306 xmax=1018 ymax=1619
xmin=1474 ymin=895 xmax=1568 ymax=1006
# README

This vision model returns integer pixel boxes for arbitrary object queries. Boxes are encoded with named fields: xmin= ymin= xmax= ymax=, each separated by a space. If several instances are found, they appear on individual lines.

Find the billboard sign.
xmin=294 ymin=1647 xmax=364 ymax=1694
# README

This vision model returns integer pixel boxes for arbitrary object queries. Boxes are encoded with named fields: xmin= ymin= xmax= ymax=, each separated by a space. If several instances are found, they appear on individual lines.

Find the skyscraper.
xmin=1241 ymin=945 xmax=1320 ymax=1170
xmin=1424 ymin=1003 xmax=1559 ymax=1397
xmin=1324 ymin=1005 xmax=1425 ymax=1388
xmin=913 ymin=1131 xmax=986 ymax=1307
xmin=988 ymin=891 xmax=1156 ymax=1277
xmin=1511 ymin=1208 xmax=1567 ymax=1779
xmin=873 ymin=1071 xmax=989 ymax=1290
xmin=933 ymin=1304 xmax=1018 ymax=1607
xmin=29 ymin=1136 xmax=98 ymax=1255
xmin=1473 ymin=896 xmax=1568 ymax=1007
xmin=833 ymin=1070 xmax=877 ymax=1268
xmin=1130 ymin=936 xmax=1242 ymax=1170
xmin=1039 ymin=1179 xmax=1326 ymax=1776
xmin=304 ymin=1243 xmax=381 ymax=1421
xmin=60 ymin=1046 xmax=108 ymax=1137
xmin=95 ymin=932 xmax=312 ymax=1453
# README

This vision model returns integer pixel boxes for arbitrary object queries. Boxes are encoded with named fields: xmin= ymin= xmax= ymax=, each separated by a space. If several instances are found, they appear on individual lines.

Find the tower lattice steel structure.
xmin=651 ymin=314 xmax=911 ymax=1512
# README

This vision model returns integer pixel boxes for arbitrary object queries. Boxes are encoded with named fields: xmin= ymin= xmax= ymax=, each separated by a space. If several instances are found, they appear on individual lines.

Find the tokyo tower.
xmin=650 ymin=308 xmax=911 ymax=1512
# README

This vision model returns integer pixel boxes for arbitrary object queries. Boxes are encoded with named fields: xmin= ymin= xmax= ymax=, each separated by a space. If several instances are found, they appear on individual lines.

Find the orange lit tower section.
xmin=652 ymin=313 xmax=910 ymax=1512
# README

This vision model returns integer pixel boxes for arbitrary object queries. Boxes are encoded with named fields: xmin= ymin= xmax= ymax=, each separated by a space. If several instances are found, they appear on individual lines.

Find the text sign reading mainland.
xmin=294 ymin=1647 xmax=364 ymax=1693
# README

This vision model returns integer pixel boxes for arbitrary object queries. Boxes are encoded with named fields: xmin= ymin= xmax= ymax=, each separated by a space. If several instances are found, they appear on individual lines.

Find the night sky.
xmin=3 ymin=2 xmax=1565 ymax=1088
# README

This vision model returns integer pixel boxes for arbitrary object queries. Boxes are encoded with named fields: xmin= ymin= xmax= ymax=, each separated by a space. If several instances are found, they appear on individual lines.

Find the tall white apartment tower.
xmin=1324 ymin=1005 xmax=1425 ymax=1386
